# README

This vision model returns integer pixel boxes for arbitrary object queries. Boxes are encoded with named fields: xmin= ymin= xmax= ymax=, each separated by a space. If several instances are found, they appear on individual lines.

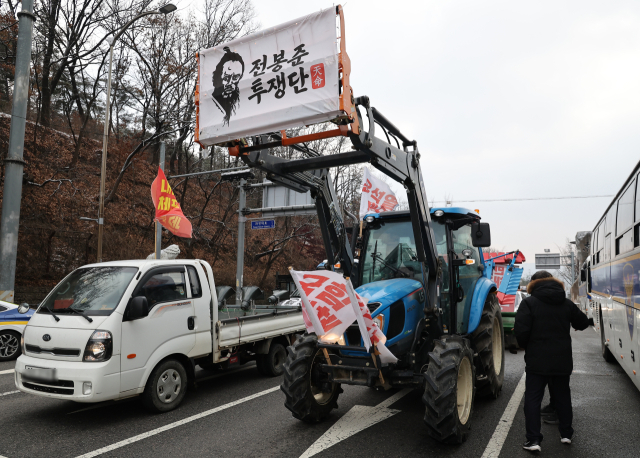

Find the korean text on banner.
xmin=359 ymin=168 xmax=399 ymax=219
xmin=290 ymin=269 xmax=397 ymax=364
xmin=151 ymin=168 xmax=192 ymax=238
xmin=196 ymin=7 xmax=343 ymax=145
xmin=289 ymin=270 xmax=356 ymax=343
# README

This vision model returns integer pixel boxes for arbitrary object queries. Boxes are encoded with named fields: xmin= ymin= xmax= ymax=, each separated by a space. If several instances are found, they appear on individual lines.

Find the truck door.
xmin=120 ymin=266 xmax=195 ymax=393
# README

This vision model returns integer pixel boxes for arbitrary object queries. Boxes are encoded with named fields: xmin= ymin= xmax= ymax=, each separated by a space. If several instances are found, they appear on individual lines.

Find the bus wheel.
xmin=281 ymin=333 xmax=342 ymax=423
xmin=471 ymin=294 xmax=505 ymax=398
xmin=423 ymin=336 xmax=475 ymax=444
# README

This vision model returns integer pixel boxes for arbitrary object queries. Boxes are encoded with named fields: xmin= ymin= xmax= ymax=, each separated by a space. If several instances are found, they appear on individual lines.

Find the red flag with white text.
xmin=151 ymin=167 xmax=192 ymax=238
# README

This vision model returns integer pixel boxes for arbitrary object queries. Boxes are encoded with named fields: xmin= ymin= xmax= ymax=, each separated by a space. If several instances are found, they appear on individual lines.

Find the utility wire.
xmin=432 ymin=195 xmax=613 ymax=204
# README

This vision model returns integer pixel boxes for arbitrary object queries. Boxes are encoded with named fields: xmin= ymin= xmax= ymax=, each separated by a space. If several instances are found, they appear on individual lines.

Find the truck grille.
xmin=26 ymin=344 xmax=80 ymax=357
xmin=23 ymin=380 xmax=74 ymax=395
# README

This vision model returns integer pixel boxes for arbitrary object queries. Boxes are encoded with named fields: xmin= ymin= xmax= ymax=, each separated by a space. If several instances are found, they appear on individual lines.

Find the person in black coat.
xmin=514 ymin=270 xmax=593 ymax=452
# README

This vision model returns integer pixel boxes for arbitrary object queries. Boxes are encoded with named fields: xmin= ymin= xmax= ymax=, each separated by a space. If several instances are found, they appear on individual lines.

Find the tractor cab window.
xmin=451 ymin=224 xmax=481 ymax=333
xmin=361 ymin=220 xmax=422 ymax=284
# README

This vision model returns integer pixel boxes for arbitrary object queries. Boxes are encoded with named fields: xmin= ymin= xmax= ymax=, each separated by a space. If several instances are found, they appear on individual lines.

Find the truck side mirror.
xmin=580 ymin=269 xmax=587 ymax=282
xmin=127 ymin=296 xmax=149 ymax=321
xmin=471 ymin=222 xmax=491 ymax=247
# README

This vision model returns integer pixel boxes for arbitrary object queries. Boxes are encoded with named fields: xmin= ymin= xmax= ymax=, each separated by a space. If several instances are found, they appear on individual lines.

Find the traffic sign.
xmin=251 ymin=220 xmax=275 ymax=230
xmin=535 ymin=253 xmax=561 ymax=270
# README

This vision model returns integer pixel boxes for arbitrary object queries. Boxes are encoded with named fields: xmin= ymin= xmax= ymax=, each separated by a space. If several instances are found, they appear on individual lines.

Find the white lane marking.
xmin=0 ymin=390 xmax=19 ymax=397
xmin=0 ymin=369 xmax=14 ymax=375
xmin=74 ymin=386 xmax=280 ymax=458
xmin=300 ymin=388 xmax=413 ymax=458
xmin=480 ymin=372 xmax=527 ymax=458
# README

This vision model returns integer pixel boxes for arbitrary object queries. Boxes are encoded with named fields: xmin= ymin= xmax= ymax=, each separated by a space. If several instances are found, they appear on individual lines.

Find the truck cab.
xmin=15 ymin=260 xmax=215 ymax=406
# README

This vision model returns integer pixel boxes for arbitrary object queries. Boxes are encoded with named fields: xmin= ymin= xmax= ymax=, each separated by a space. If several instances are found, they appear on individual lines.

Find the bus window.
xmin=616 ymin=180 xmax=635 ymax=236
xmin=637 ymin=172 xmax=640 ymax=223
xmin=605 ymin=234 xmax=611 ymax=261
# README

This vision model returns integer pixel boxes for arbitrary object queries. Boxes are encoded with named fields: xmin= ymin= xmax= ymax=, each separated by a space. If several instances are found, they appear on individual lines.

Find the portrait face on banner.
xmin=211 ymin=47 xmax=245 ymax=126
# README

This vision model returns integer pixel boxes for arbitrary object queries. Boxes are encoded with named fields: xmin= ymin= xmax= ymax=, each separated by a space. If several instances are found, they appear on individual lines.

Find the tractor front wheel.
xmin=281 ymin=333 xmax=342 ymax=423
xmin=423 ymin=336 xmax=475 ymax=444
xmin=471 ymin=293 xmax=505 ymax=399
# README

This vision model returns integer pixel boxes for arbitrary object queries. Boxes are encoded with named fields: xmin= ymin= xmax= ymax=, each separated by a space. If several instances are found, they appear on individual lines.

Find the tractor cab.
xmin=353 ymin=208 xmax=487 ymax=355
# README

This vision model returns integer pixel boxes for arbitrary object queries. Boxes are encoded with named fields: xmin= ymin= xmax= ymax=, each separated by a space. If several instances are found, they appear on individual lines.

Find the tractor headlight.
xmin=434 ymin=210 xmax=444 ymax=217
xmin=83 ymin=330 xmax=113 ymax=362
xmin=373 ymin=314 xmax=385 ymax=332
xmin=365 ymin=216 xmax=375 ymax=223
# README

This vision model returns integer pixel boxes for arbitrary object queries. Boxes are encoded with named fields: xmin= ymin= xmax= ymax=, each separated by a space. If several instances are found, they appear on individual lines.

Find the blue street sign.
xmin=251 ymin=220 xmax=275 ymax=230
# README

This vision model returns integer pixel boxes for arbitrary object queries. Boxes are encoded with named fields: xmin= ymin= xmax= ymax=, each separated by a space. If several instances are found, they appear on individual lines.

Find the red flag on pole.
xmin=151 ymin=167 xmax=192 ymax=238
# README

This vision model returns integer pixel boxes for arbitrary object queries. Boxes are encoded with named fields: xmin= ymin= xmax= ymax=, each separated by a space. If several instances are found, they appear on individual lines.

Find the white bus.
xmin=587 ymin=159 xmax=640 ymax=389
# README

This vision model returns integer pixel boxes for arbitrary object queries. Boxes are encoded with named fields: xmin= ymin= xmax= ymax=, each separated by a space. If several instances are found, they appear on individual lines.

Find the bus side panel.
xmin=610 ymin=255 xmax=640 ymax=385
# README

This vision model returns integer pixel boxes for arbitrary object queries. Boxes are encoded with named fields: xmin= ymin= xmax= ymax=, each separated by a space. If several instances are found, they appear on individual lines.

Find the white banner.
xmin=290 ymin=269 xmax=397 ymax=364
xmin=359 ymin=168 xmax=400 ymax=219
xmin=196 ymin=7 xmax=343 ymax=145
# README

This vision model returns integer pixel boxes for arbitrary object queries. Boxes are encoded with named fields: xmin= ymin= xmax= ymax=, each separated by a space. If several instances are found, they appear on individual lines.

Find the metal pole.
xmin=0 ymin=0 xmax=35 ymax=303
xmin=235 ymin=179 xmax=246 ymax=305
xmin=155 ymin=142 xmax=165 ymax=259
xmin=570 ymin=249 xmax=575 ymax=288
xmin=96 ymin=41 xmax=114 ymax=263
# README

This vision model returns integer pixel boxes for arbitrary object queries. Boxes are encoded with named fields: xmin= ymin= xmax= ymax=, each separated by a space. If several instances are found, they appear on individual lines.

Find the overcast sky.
xmin=250 ymin=0 xmax=640 ymax=275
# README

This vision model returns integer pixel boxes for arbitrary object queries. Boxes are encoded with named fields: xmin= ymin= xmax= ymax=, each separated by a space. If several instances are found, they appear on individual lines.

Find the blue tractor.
xmin=233 ymin=96 xmax=501 ymax=443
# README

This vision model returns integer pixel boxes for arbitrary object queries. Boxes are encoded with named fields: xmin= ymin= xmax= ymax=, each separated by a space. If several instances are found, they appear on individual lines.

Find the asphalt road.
xmin=1 ymin=327 xmax=639 ymax=458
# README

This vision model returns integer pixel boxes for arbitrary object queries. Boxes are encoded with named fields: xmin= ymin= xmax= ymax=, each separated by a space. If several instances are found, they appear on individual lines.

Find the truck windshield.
xmin=38 ymin=267 xmax=138 ymax=316
xmin=361 ymin=219 xmax=447 ymax=284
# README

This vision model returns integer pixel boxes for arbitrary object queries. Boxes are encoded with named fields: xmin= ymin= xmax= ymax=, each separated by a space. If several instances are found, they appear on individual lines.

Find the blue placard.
xmin=251 ymin=220 xmax=275 ymax=230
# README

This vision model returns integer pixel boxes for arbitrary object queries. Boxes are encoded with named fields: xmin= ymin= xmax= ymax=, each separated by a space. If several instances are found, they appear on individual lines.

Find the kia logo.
xmin=42 ymin=334 xmax=51 ymax=342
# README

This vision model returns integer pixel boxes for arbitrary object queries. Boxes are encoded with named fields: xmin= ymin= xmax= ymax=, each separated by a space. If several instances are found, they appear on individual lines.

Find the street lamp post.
xmin=96 ymin=3 xmax=176 ymax=262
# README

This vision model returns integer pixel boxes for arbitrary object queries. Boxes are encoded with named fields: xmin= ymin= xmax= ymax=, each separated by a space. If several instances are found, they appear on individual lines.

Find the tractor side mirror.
xmin=471 ymin=222 xmax=491 ymax=247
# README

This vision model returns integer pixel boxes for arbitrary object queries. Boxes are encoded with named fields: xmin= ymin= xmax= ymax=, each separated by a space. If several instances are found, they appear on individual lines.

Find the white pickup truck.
xmin=13 ymin=259 xmax=304 ymax=412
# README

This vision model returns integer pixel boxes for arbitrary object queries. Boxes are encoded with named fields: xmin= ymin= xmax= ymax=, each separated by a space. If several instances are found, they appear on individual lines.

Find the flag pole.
xmin=155 ymin=142 xmax=165 ymax=259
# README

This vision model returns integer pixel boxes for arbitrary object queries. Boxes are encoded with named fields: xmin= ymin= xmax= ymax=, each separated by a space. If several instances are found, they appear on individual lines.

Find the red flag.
xmin=151 ymin=167 xmax=192 ymax=238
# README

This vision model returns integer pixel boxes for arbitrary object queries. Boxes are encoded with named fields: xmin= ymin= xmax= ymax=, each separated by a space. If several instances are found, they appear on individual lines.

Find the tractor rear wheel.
xmin=471 ymin=293 xmax=505 ymax=399
xmin=423 ymin=336 xmax=475 ymax=444
xmin=281 ymin=333 xmax=342 ymax=423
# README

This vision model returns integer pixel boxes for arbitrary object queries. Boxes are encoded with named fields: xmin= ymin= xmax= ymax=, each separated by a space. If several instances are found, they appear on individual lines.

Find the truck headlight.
xmin=83 ymin=330 xmax=113 ymax=362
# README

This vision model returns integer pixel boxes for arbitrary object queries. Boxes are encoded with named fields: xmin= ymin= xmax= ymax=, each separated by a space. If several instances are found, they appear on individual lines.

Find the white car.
xmin=0 ymin=301 xmax=34 ymax=361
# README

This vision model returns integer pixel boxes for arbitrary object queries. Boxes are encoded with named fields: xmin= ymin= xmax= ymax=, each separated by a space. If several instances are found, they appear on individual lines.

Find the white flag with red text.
xmin=290 ymin=269 xmax=397 ymax=364
xmin=359 ymin=168 xmax=399 ymax=219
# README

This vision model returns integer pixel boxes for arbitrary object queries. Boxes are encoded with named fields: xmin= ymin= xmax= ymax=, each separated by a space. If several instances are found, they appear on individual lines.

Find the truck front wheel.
xmin=281 ymin=333 xmax=341 ymax=423
xmin=142 ymin=359 xmax=188 ymax=413
xmin=423 ymin=336 xmax=475 ymax=444
xmin=471 ymin=294 xmax=505 ymax=399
